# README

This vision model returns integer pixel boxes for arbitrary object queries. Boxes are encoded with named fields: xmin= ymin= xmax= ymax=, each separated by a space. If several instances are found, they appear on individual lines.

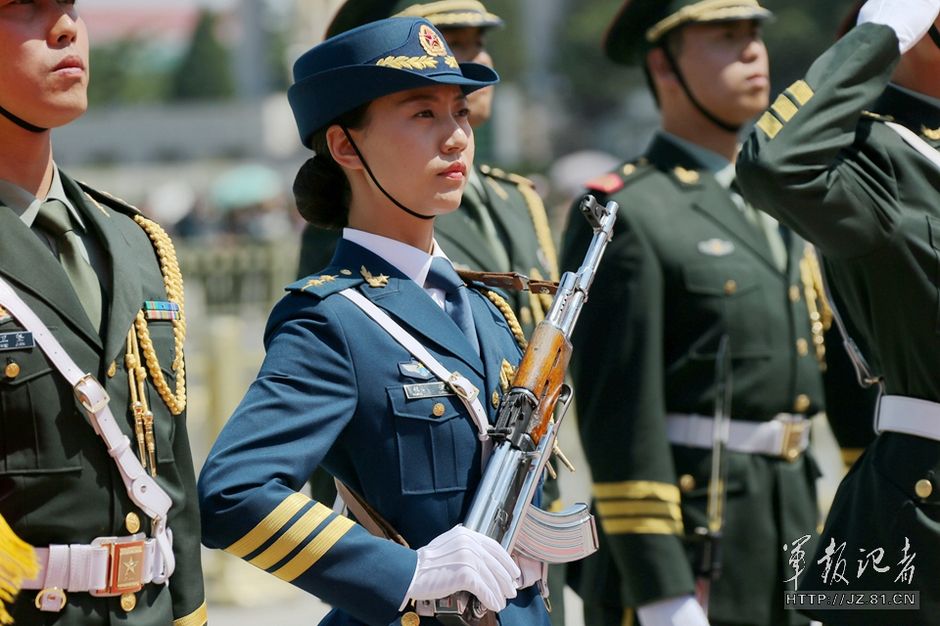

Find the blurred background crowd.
xmin=61 ymin=1 xmax=857 ymax=623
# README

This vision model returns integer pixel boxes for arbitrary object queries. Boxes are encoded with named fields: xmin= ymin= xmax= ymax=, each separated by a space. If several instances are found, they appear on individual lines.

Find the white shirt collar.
xmin=342 ymin=227 xmax=449 ymax=286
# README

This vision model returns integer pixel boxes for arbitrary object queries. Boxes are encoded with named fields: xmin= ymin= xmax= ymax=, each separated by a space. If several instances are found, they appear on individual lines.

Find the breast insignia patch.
xmin=697 ymin=238 xmax=735 ymax=257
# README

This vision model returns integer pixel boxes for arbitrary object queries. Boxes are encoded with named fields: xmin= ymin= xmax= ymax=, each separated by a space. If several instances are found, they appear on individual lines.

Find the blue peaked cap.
xmin=288 ymin=17 xmax=499 ymax=148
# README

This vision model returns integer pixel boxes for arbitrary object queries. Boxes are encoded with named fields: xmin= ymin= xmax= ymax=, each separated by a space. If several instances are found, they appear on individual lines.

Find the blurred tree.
xmin=170 ymin=10 xmax=235 ymax=102
xmin=88 ymin=39 xmax=172 ymax=107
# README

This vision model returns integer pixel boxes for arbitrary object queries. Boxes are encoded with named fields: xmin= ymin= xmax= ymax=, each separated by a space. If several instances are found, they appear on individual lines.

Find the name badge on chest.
xmin=0 ymin=331 xmax=34 ymax=351
xmin=403 ymin=381 xmax=454 ymax=399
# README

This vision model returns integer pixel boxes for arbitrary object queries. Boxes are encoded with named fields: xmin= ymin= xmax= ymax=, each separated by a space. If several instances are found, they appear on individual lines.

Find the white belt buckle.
xmin=89 ymin=535 xmax=146 ymax=597
xmin=74 ymin=374 xmax=110 ymax=414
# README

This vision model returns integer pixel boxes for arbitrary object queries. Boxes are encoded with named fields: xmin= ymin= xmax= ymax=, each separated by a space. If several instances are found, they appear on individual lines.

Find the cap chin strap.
xmin=0 ymin=105 xmax=47 ymax=133
xmin=341 ymin=126 xmax=435 ymax=221
xmin=930 ymin=24 xmax=940 ymax=50
xmin=661 ymin=44 xmax=742 ymax=134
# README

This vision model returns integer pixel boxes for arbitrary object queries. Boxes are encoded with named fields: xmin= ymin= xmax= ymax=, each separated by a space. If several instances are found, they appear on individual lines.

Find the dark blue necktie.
xmin=425 ymin=257 xmax=479 ymax=355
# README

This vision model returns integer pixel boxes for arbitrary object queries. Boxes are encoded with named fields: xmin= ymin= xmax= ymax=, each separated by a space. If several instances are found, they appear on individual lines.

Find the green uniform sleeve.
xmin=561 ymin=199 xmax=695 ymax=607
xmin=737 ymin=23 xmax=903 ymax=258
xmin=167 ymin=387 xmax=208 ymax=625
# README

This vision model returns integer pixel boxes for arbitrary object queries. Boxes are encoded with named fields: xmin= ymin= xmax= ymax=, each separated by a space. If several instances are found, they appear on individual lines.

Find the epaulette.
xmin=287 ymin=266 xmax=376 ymax=300
xmin=584 ymin=158 xmax=650 ymax=195
xmin=670 ymin=165 xmax=703 ymax=188
xmin=76 ymin=180 xmax=141 ymax=217
xmin=861 ymin=110 xmax=895 ymax=123
xmin=478 ymin=163 xmax=534 ymax=188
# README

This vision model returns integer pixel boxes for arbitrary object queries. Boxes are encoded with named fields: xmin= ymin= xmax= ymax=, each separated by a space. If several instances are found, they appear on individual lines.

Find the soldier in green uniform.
xmin=296 ymin=0 xmax=559 ymax=338
xmin=0 ymin=3 xmax=205 ymax=625
xmin=737 ymin=0 xmax=940 ymax=623
xmin=560 ymin=1 xmax=828 ymax=625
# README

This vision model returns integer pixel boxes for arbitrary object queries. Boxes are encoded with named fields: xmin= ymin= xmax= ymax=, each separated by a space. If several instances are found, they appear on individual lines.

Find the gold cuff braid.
xmin=173 ymin=601 xmax=207 ymax=626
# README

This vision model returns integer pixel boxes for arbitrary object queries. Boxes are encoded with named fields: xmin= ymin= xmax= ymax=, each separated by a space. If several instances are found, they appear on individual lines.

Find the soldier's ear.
xmin=325 ymin=124 xmax=365 ymax=172
xmin=646 ymin=47 xmax=677 ymax=88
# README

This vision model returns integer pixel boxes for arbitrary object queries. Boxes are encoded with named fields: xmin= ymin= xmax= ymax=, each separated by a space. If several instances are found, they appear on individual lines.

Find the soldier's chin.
xmin=35 ymin=98 xmax=89 ymax=129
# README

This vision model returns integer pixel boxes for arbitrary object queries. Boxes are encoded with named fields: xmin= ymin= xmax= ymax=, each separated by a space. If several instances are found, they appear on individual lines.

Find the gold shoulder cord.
xmin=126 ymin=327 xmax=156 ymax=476
xmin=479 ymin=288 xmax=527 ymax=350
xmin=516 ymin=182 xmax=560 ymax=282
xmin=132 ymin=215 xmax=187 ymax=416
xmin=799 ymin=245 xmax=833 ymax=371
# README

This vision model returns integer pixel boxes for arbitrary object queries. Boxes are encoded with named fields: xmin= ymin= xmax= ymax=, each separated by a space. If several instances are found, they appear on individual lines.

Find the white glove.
xmin=636 ymin=595 xmax=710 ymax=626
xmin=858 ymin=0 xmax=940 ymax=53
xmin=403 ymin=525 xmax=520 ymax=613
xmin=513 ymin=552 xmax=545 ymax=589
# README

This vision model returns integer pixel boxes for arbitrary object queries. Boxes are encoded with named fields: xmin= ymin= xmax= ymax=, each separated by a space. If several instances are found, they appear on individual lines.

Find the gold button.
xmin=793 ymin=394 xmax=811 ymax=413
xmin=402 ymin=612 xmax=420 ymax=626
xmin=491 ymin=391 xmax=500 ymax=408
xmin=125 ymin=512 xmax=141 ymax=534
xmin=107 ymin=361 xmax=118 ymax=378
xmin=432 ymin=403 xmax=445 ymax=417
xmin=340 ymin=269 xmax=352 ymax=276
xmin=796 ymin=338 xmax=809 ymax=356
xmin=723 ymin=279 xmax=737 ymax=295
xmin=915 ymin=478 xmax=933 ymax=499
xmin=785 ymin=447 xmax=800 ymax=462
xmin=789 ymin=285 xmax=801 ymax=303
xmin=679 ymin=474 xmax=696 ymax=493
xmin=120 ymin=591 xmax=137 ymax=612
xmin=4 ymin=361 xmax=20 ymax=379
xmin=121 ymin=591 xmax=137 ymax=613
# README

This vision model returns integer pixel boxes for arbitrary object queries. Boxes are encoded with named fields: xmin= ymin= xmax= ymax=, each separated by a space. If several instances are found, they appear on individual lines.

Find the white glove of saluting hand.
xmin=403 ymin=525 xmax=520 ymax=613
xmin=858 ymin=0 xmax=940 ymax=53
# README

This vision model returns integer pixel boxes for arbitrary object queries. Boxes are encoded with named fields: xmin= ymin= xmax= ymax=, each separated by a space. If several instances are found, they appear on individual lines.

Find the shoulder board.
xmin=670 ymin=165 xmax=703 ymax=188
xmin=861 ymin=110 xmax=894 ymax=123
xmin=478 ymin=164 xmax=534 ymax=188
xmin=584 ymin=158 xmax=651 ymax=195
xmin=287 ymin=269 xmax=364 ymax=299
xmin=76 ymin=181 xmax=141 ymax=217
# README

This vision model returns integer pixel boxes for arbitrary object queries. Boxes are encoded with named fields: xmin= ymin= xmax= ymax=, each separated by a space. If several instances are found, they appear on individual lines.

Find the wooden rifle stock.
xmin=512 ymin=324 xmax=571 ymax=445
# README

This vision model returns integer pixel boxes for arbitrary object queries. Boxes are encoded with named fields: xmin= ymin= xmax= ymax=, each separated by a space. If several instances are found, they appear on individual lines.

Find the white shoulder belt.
xmin=0 ymin=277 xmax=175 ymax=584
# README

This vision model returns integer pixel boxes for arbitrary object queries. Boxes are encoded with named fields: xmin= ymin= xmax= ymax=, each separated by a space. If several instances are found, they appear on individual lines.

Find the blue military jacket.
xmin=198 ymin=240 xmax=548 ymax=626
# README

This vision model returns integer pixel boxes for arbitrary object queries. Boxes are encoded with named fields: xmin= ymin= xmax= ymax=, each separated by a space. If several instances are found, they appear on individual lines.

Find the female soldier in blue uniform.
xmin=197 ymin=17 xmax=549 ymax=626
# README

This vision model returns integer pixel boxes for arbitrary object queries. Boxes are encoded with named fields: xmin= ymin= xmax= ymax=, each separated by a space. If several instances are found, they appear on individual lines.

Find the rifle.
xmin=693 ymin=334 xmax=732 ymax=614
xmin=419 ymin=195 xmax=617 ymax=625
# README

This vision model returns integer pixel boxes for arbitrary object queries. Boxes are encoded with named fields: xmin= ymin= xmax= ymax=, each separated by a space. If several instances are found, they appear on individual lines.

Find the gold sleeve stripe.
xmin=771 ymin=93 xmax=799 ymax=123
xmin=756 ymin=111 xmax=784 ymax=139
xmin=225 ymin=492 xmax=310 ymax=558
xmin=596 ymin=500 xmax=682 ymax=521
xmin=786 ymin=80 xmax=814 ymax=106
xmin=622 ymin=608 xmax=636 ymax=626
xmin=271 ymin=516 xmax=356 ymax=582
xmin=593 ymin=480 xmax=680 ymax=503
xmin=248 ymin=502 xmax=333 ymax=569
xmin=173 ymin=601 xmax=208 ymax=626
xmin=602 ymin=517 xmax=683 ymax=535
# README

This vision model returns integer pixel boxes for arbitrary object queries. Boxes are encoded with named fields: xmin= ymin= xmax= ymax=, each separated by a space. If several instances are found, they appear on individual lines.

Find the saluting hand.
xmin=403 ymin=525 xmax=520 ymax=612
xmin=858 ymin=0 xmax=940 ymax=53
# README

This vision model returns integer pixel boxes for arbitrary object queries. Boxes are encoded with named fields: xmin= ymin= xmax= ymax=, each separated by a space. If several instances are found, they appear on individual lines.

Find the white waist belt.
xmin=878 ymin=395 xmax=940 ymax=441
xmin=665 ymin=413 xmax=810 ymax=461
xmin=21 ymin=535 xmax=162 ymax=611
